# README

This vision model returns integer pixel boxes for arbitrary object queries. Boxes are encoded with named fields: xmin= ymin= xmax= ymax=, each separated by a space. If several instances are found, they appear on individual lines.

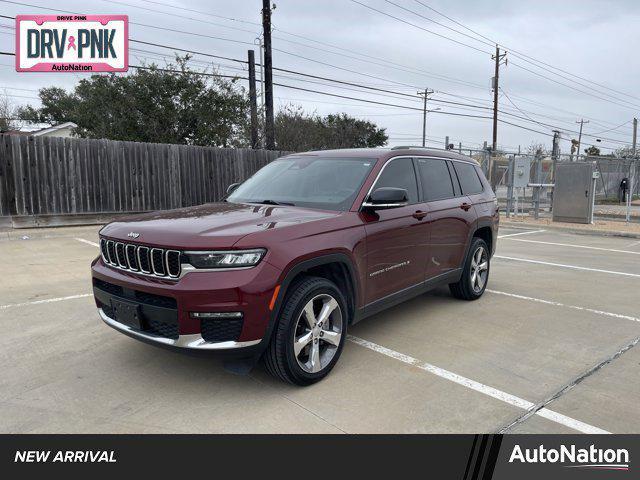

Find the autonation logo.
xmin=509 ymin=444 xmax=630 ymax=471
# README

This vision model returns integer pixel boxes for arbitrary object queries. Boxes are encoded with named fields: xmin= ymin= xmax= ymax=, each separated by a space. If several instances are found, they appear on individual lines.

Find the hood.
xmin=99 ymin=202 xmax=341 ymax=249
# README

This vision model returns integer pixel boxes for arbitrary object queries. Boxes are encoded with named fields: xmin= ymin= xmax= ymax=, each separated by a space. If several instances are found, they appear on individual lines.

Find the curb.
xmin=500 ymin=220 xmax=640 ymax=239
xmin=0 ymin=225 xmax=102 ymax=242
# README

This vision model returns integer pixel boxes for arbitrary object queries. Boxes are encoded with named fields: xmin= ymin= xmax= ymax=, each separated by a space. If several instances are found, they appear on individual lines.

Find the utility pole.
xmin=247 ymin=50 xmax=259 ymax=149
xmin=417 ymin=88 xmax=434 ymax=147
xmin=261 ymin=0 xmax=275 ymax=150
xmin=628 ymin=117 xmax=638 ymax=222
xmin=254 ymin=37 xmax=265 ymax=145
xmin=575 ymin=119 xmax=589 ymax=161
xmin=633 ymin=117 xmax=638 ymax=157
xmin=490 ymin=45 xmax=507 ymax=185
xmin=550 ymin=130 xmax=560 ymax=212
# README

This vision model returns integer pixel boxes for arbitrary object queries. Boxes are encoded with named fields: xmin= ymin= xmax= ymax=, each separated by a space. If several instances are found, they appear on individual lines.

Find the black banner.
xmin=1 ymin=434 xmax=636 ymax=478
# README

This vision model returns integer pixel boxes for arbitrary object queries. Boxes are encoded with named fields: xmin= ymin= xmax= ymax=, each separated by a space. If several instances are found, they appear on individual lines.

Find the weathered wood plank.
xmin=0 ymin=135 xmax=288 ymax=219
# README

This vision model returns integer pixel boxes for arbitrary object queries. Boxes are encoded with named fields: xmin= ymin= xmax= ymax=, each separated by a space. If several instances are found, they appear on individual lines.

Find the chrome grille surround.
xmin=100 ymin=238 xmax=182 ymax=280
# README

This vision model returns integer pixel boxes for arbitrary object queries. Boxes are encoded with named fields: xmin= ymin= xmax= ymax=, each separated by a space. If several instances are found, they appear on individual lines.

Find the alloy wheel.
xmin=470 ymin=246 xmax=488 ymax=293
xmin=293 ymin=294 xmax=343 ymax=373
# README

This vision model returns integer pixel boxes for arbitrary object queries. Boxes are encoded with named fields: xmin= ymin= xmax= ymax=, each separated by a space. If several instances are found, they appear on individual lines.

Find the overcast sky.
xmin=1 ymin=0 xmax=639 ymax=153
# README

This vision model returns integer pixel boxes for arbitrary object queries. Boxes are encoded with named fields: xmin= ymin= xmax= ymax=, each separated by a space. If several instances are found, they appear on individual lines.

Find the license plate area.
xmin=111 ymin=298 xmax=142 ymax=330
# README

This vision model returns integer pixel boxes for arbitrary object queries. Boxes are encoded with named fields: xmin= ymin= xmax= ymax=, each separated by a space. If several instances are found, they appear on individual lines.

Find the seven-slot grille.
xmin=100 ymin=238 xmax=181 ymax=279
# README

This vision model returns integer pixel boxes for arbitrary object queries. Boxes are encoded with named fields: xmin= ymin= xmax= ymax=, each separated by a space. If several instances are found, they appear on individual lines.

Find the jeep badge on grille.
xmin=127 ymin=232 xmax=140 ymax=239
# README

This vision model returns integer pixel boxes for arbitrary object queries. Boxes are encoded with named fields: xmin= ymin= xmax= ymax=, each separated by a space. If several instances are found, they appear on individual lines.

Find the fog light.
xmin=190 ymin=312 xmax=243 ymax=319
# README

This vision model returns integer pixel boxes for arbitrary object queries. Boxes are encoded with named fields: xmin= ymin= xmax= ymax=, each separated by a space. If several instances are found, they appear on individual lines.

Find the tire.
xmin=449 ymin=237 xmax=490 ymax=301
xmin=263 ymin=276 xmax=348 ymax=386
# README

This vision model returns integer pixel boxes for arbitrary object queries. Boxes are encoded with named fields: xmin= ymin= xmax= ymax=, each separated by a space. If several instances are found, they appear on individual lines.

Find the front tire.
xmin=263 ymin=276 xmax=348 ymax=385
xmin=449 ymin=237 xmax=490 ymax=301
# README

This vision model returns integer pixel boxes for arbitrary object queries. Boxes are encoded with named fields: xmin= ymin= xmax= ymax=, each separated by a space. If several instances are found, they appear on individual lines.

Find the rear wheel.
xmin=449 ymin=237 xmax=490 ymax=300
xmin=263 ymin=276 xmax=348 ymax=385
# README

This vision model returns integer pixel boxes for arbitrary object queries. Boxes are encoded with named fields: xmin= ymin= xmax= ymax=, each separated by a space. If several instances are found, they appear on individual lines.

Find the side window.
xmin=416 ymin=158 xmax=454 ymax=201
xmin=453 ymin=161 xmax=484 ymax=195
xmin=372 ymin=158 xmax=418 ymax=204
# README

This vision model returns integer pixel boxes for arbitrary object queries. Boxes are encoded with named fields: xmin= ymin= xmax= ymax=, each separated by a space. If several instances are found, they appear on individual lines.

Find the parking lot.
xmin=1 ymin=224 xmax=639 ymax=434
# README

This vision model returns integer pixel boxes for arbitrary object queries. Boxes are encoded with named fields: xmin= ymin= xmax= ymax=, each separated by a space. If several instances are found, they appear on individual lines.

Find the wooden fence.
xmin=0 ymin=135 xmax=289 ymax=224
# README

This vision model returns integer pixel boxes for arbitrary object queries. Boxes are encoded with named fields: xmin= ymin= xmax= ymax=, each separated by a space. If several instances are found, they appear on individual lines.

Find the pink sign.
xmin=16 ymin=15 xmax=128 ymax=72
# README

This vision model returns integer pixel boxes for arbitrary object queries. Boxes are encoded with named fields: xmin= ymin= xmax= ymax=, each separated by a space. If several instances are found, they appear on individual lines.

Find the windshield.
xmin=227 ymin=156 xmax=376 ymax=211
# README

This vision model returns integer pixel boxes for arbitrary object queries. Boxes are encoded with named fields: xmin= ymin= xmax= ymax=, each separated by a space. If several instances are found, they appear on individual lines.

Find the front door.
xmin=362 ymin=157 xmax=430 ymax=305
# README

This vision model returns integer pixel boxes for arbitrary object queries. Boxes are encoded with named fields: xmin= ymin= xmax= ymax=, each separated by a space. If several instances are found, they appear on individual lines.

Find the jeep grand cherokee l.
xmin=92 ymin=147 xmax=498 ymax=385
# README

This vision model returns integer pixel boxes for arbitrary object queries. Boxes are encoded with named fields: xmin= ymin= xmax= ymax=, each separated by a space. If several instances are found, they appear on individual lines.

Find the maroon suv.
xmin=92 ymin=147 xmax=498 ymax=385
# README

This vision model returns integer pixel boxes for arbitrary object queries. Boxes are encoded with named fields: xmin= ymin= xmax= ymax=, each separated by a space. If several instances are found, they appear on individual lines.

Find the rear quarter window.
xmin=453 ymin=161 xmax=484 ymax=195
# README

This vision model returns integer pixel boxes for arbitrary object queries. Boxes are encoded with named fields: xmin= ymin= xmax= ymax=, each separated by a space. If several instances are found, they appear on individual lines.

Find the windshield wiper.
xmin=256 ymin=199 xmax=295 ymax=206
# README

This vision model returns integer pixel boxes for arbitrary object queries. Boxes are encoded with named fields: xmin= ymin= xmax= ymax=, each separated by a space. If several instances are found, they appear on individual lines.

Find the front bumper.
xmin=92 ymin=255 xmax=282 ymax=353
xmin=99 ymin=308 xmax=261 ymax=350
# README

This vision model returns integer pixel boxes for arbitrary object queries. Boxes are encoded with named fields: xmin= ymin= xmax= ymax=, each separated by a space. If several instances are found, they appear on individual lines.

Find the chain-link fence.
xmin=492 ymin=151 xmax=639 ymax=222
xmin=387 ymin=144 xmax=638 ymax=223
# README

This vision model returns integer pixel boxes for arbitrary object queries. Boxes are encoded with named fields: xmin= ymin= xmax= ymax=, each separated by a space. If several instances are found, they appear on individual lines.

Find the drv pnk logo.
xmin=15 ymin=15 xmax=128 ymax=72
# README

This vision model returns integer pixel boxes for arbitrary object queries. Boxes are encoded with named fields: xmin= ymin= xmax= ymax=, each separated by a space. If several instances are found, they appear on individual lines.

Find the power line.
xmin=383 ymin=0 xmax=493 ymax=48
xmin=412 ymin=0 xmax=640 ymax=103
xmin=0 ymin=46 xmax=626 ymax=145
xmin=589 ymin=120 xmax=633 ymax=136
xmin=348 ymin=0 xmax=492 ymax=55
xmin=0 ymin=1 xmax=256 ymax=46
xmin=3 ymin=1 xmax=626 ymax=133
xmin=361 ymin=0 xmax=640 ymax=111
xmin=510 ymin=61 xmax=640 ymax=112
xmin=100 ymin=0 xmax=491 ymax=92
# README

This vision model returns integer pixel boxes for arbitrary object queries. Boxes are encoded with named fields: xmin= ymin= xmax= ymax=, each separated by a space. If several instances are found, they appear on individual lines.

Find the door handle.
xmin=412 ymin=210 xmax=428 ymax=220
xmin=460 ymin=202 xmax=472 ymax=211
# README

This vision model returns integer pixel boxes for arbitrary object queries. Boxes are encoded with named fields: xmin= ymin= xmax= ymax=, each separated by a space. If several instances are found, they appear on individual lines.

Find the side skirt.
xmin=353 ymin=268 xmax=462 ymax=324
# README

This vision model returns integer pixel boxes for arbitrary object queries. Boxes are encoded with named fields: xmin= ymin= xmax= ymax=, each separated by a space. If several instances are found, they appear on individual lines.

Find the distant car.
xmin=92 ymin=147 xmax=498 ymax=385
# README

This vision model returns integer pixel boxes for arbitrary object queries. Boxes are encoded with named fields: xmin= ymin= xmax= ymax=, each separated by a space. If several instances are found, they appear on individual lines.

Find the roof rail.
xmin=390 ymin=145 xmax=432 ymax=150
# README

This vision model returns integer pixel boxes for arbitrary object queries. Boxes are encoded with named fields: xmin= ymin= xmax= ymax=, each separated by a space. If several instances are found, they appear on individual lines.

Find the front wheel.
xmin=449 ymin=237 xmax=490 ymax=301
xmin=263 ymin=276 xmax=348 ymax=385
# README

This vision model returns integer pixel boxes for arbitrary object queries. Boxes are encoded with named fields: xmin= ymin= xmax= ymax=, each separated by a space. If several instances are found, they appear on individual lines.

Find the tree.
xmin=526 ymin=142 xmax=549 ymax=156
xmin=614 ymin=145 xmax=636 ymax=158
xmin=0 ymin=92 xmax=17 ymax=132
xmin=18 ymin=56 xmax=249 ymax=146
xmin=274 ymin=104 xmax=388 ymax=151
xmin=584 ymin=145 xmax=601 ymax=156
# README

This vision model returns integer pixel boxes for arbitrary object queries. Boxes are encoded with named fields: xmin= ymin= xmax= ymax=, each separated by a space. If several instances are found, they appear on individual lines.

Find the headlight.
xmin=184 ymin=249 xmax=266 ymax=269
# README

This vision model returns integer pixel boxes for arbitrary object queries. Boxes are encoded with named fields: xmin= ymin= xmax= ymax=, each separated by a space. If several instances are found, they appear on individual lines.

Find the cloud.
xmin=1 ymin=0 xmax=637 ymax=152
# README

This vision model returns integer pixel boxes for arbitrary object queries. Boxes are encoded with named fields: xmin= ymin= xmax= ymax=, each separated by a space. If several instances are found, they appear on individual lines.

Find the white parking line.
xmin=75 ymin=238 xmax=99 ymax=247
xmin=0 ymin=294 xmax=92 ymax=310
xmin=487 ymin=290 xmax=640 ymax=323
xmin=494 ymin=255 xmax=640 ymax=278
xmin=498 ymin=229 xmax=546 ymax=239
xmin=502 ymin=238 xmax=640 ymax=255
xmin=347 ymin=335 xmax=609 ymax=434
xmin=0 ymin=280 xmax=612 ymax=434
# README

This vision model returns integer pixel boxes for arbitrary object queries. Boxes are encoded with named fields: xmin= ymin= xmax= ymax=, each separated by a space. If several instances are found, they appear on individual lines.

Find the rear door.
xmin=415 ymin=157 xmax=474 ymax=280
xmin=362 ymin=157 xmax=430 ymax=304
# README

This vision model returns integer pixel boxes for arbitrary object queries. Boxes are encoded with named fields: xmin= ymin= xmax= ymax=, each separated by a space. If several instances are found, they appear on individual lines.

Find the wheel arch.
xmin=255 ymin=253 xmax=359 ymax=360
xmin=275 ymin=253 xmax=359 ymax=322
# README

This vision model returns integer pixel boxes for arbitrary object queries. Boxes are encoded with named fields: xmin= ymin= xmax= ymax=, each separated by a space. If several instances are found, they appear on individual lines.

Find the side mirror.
xmin=362 ymin=187 xmax=408 ymax=209
xmin=226 ymin=182 xmax=241 ymax=195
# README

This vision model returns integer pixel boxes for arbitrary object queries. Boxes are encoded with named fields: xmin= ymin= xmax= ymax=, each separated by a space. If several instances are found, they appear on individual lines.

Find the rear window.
xmin=415 ymin=158 xmax=454 ymax=201
xmin=453 ymin=162 xmax=484 ymax=195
